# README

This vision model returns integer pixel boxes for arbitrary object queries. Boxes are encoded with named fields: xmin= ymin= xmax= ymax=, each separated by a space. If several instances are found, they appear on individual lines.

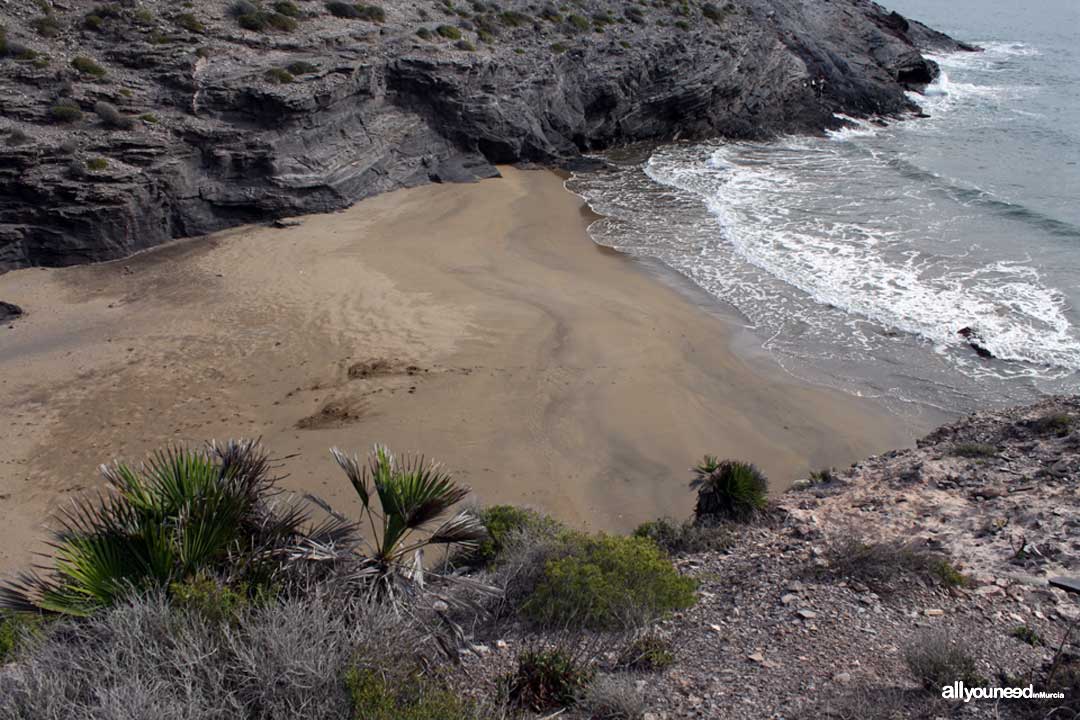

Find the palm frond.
xmin=330 ymin=447 xmax=371 ymax=509
xmin=428 ymin=510 xmax=489 ymax=547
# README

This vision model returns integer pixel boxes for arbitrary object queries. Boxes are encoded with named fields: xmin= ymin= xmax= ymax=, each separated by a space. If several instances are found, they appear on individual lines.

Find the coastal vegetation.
xmin=0 ymin=440 xmax=706 ymax=717
xmin=1 ymin=394 xmax=1079 ymax=718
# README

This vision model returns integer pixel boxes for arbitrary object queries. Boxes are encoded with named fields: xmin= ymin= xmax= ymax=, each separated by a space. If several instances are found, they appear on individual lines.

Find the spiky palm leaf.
xmin=0 ymin=440 xmax=359 ymax=616
xmin=329 ymin=445 xmax=489 ymax=601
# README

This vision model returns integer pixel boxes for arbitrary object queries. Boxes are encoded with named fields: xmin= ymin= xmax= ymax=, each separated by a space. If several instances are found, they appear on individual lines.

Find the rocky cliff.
xmin=0 ymin=0 xmax=969 ymax=270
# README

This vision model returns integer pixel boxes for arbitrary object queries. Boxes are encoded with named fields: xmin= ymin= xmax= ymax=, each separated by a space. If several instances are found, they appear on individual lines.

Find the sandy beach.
xmin=0 ymin=167 xmax=924 ymax=573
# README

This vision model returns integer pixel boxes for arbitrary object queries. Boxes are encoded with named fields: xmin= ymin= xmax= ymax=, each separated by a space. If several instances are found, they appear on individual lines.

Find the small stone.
xmin=748 ymin=652 xmax=765 ymax=663
xmin=495 ymin=639 xmax=508 ymax=650
xmin=833 ymin=672 xmax=852 ymax=683
xmin=924 ymin=608 xmax=944 ymax=617
xmin=781 ymin=593 xmax=798 ymax=605
xmin=796 ymin=609 xmax=817 ymax=619
xmin=432 ymin=600 xmax=449 ymax=612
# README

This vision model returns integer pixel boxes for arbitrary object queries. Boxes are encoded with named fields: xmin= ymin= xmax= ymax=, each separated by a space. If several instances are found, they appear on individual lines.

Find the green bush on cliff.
xmin=326 ymin=2 xmax=384 ymax=21
xmin=436 ymin=24 xmax=461 ymax=39
xmin=265 ymin=67 xmax=294 ymax=83
xmin=49 ymin=101 xmax=83 ymax=123
xmin=71 ymin=55 xmax=107 ymax=78
xmin=521 ymin=533 xmax=697 ymax=629
xmin=633 ymin=516 xmax=732 ymax=554
xmin=461 ymin=505 xmax=560 ymax=568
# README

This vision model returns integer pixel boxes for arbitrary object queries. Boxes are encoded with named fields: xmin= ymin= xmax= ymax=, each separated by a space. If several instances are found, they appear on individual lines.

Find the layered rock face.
xmin=0 ymin=0 xmax=968 ymax=270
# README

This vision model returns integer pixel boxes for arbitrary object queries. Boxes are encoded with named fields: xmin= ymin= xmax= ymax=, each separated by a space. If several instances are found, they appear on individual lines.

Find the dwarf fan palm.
xmin=327 ymin=446 xmax=489 ymax=601
xmin=0 ymin=440 xmax=356 ymax=616
xmin=689 ymin=456 xmax=769 ymax=524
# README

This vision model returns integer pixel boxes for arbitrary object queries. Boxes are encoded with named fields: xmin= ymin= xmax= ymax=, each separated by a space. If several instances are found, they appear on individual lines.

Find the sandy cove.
xmin=0 ymin=167 xmax=926 ymax=573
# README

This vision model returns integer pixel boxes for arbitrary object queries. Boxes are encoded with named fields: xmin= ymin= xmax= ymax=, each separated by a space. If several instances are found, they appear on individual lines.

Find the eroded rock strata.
xmin=0 ymin=0 xmax=968 ymax=270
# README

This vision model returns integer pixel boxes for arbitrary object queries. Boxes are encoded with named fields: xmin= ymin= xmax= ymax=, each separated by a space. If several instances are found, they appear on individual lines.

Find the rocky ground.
xmin=0 ymin=0 xmax=969 ymax=270
xmin=449 ymin=398 xmax=1080 ymax=719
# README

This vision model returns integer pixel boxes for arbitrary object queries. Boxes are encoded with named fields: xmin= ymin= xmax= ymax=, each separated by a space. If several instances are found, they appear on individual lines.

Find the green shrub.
xmin=273 ymin=0 xmax=302 ymax=17
xmin=31 ymin=15 xmax=62 ymax=37
xmin=464 ymin=505 xmax=559 ymax=568
xmin=71 ymin=55 xmax=107 ymax=78
xmin=139 ymin=113 xmax=159 ymax=124
xmin=1009 ymin=624 xmax=1043 ymax=646
xmin=264 ymin=67 xmax=294 ymax=83
xmin=567 ymin=13 xmax=589 ymax=31
xmin=286 ymin=60 xmax=318 ymax=75
xmin=807 ymin=467 xmax=837 ymax=484
xmin=326 ymin=2 xmax=383 ymax=20
xmin=821 ymin=537 xmax=968 ymax=594
xmin=84 ymin=14 xmax=104 ymax=31
xmin=505 ymin=647 xmax=594 ymax=711
xmin=49 ymin=101 xmax=83 ymax=123
xmin=617 ymin=631 xmax=675 ymax=671
xmin=175 ymin=12 xmax=205 ymax=32
xmin=702 ymin=2 xmax=734 ymax=23
xmin=266 ymin=12 xmax=297 ymax=30
xmin=455 ymin=38 xmax=475 ymax=50
xmin=416 ymin=26 xmax=433 ymax=39
xmin=1031 ymin=412 xmax=1072 ymax=437
xmin=356 ymin=4 xmax=385 ymax=21
xmin=93 ymin=100 xmax=133 ymax=129
xmin=690 ymin=457 xmax=768 ymax=523
xmin=498 ymin=10 xmax=529 ymax=27
xmin=951 ymin=442 xmax=997 ymax=458
xmin=633 ymin=517 xmax=731 ymax=554
xmin=522 ymin=533 xmax=697 ymax=629
xmin=0 ymin=611 xmax=42 ymax=662
xmin=550 ymin=42 xmax=568 ymax=53
xmin=85 ymin=157 xmax=108 ymax=171
xmin=346 ymin=667 xmax=478 ymax=719
xmin=436 ymin=24 xmax=461 ymax=39
xmin=904 ymin=632 xmax=985 ymax=692
xmin=674 ymin=19 xmax=689 ymax=30
xmin=169 ymin=573 xmax=249 ymax=624
xmin=326 ymin=1 xmax=360 ymax=17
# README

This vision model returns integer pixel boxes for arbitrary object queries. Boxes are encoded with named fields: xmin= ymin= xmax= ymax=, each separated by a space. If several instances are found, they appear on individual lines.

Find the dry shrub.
xmin=0 ymin=588 xmax=423 ymax=720
xmin=820 ymin=536 xmax=967 ymax=594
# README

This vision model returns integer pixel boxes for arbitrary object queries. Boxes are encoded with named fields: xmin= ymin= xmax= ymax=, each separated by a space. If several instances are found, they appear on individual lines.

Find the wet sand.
xmin=0 ymin=167 xmax=923 ymax=573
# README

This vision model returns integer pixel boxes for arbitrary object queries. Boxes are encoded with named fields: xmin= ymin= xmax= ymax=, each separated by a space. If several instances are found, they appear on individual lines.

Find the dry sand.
xmin=0 ymin=167 xmax=926 ymax=573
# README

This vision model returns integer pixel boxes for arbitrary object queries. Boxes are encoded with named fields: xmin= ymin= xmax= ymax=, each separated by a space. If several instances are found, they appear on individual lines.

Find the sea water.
xmin=567 ymin=0 xmax=1080 ymax=416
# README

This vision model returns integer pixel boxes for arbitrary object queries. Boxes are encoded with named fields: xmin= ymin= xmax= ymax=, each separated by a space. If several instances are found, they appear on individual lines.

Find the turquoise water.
xmin=568 ymin=0 xmax=1080 ymax=415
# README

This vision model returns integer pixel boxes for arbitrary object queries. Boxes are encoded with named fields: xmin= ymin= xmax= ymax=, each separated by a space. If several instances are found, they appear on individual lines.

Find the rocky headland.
xmin=0 ymin=0 xmax=969 ymax=270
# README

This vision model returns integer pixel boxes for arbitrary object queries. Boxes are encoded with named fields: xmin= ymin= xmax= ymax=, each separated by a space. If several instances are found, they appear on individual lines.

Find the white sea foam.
xmin=642 ymin=140 xmax=1080 ymax=374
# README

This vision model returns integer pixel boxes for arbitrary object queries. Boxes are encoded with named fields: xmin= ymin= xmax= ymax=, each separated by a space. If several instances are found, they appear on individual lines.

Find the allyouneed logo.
xmin=942 ymin=681 xmax=1066 ymax=702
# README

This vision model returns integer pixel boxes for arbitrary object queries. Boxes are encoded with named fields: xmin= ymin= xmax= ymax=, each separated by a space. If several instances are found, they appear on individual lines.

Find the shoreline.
xmin=0 ymin=167 xmax=926 ymax=573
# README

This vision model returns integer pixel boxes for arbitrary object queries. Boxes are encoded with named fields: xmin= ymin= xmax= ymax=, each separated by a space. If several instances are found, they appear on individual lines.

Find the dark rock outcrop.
xmin=0 ymin=301 xmax=22 ymax=322
xmin=0 ymin=0 xmax=971 ymax=271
